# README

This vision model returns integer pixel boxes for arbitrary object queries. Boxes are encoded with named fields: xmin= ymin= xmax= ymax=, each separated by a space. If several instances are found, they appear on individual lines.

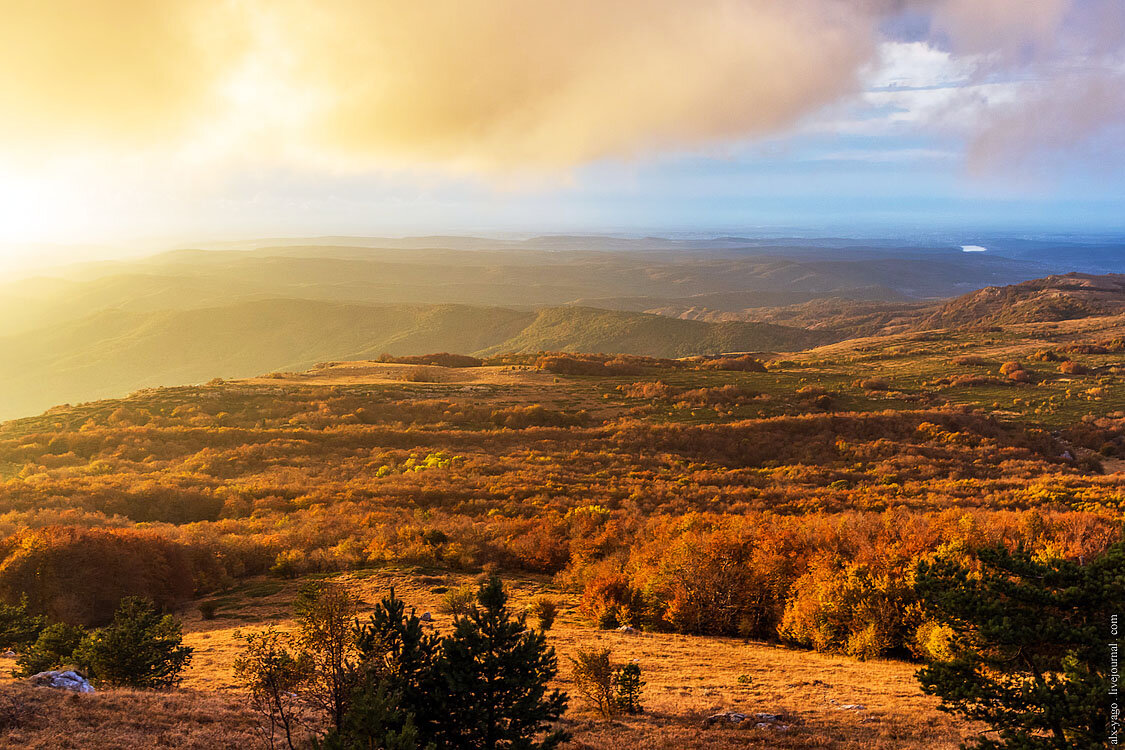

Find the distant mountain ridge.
xmin=0 ymin=300 xmax=827 ymax=420
xmin=3 ymin=237 xmax=1125 ymax=421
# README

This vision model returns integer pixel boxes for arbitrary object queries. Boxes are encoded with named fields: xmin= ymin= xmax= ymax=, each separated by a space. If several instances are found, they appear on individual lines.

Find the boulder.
xmin=29 ymin=670 xmax=94 ymax=693
xmin=420 ymin=612 xmax=432 ymax=622
xmin=704 ymin=711 xmax=748 ymax=726
xmin=616 ymin=625 xmax=638 ymax=634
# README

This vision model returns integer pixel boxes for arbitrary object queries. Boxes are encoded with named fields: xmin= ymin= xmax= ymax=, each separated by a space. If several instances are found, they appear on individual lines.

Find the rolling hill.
xmin=0 ymin=300 xmax=826 ymax=420
xmin=914 ymin=273 xmax=1125 ymax=330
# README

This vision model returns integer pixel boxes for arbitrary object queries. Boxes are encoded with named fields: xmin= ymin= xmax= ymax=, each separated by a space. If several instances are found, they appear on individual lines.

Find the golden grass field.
xmin=0 ymin=569 xmax=973 ymax=749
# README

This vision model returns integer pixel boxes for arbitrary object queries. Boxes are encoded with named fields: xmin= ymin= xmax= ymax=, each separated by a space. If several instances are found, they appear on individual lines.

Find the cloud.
xmin=0 ymin=0 xmax=248 ymax=153
xmin=255 ymin=0 xmax=886 ymax=169
xmin=926 ymin=0 xmax=1125 ymax=175
xmin=0 ymin=0 xmax=1122 ymax=174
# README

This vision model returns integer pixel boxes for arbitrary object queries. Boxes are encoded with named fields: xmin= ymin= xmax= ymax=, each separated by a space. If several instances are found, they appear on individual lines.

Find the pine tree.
xmin=73 ymin=596 xmax=192 ymax=688
xmin=915 ymin=541 xmax=1124 ymax=749
xmin=16 ymin=622 xmax=86 ymax=676
xmin=338 ymin=589 xmax=442 ymax=747
xmin=613 ymin=663 xmax=644 ymax=715
xmin=315 ymin=680 xmax=427 ymax=750
xmin=436 ymin=577 xmax=569 ymax=750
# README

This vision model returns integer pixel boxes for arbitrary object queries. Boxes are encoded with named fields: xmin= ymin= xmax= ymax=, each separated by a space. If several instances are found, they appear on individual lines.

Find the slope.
xmin=0 ymin=299 xmax=821 ymax=420
xmin=914 ymin=273 xmax=1125 ymax=330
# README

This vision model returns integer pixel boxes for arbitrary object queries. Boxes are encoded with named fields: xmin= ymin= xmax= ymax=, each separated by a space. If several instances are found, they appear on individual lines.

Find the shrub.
xmin=620 ymin=381 xmax=681 ymax=399
xmin=381 ymin=353 xmax=483 ymax=368
xmin=580 ymin=574 xmax=646 ymax=629
xmin=199 ymin=600 xmax=218 ymax=620
xmin=910 ymin=619 xmax=954 ymax=662
xmin=698 ymin=355 xmax=766 ymax=372
xmin=1007 ymin=368 xmax=1031 ymax=383
xmin=271 ymin=549 xmax=306 ymax=579
xmin=0 ymin=596 xmax=46 ymax=650
xmin=998 ymin=361 xmax=1023 ymax=375
xmin=73 ymin=597 xmax=193 ymax=688
xmin=857 ymin=378 xmax=890 ymax=391
xmin=440 ymin=585 xmax=477 ymax=616
xmin=778 ymin=560 xmax=913 ymax=659
xmin=569 ymin=647 xmax=617 ymax=718
xmin=1059 ymin=360 xmax=1088 ymax=375
xmin=952 ymin=355 xmax=992 ymax=366
xmin=234 ymin=627 xmax=312 ymax=750
xmin=15 ymin=622 xmax=87 ymax=676
xmin=675 ymin=385 xmax=758 ymax=406
xmin=527 ymin=596 xmax=559 ymax=631
xmin=399 ymin=366 xmax=446 ymax=383
xmin=490 ymin=405 xmax=588 ymax=428
xmin=293 ymin=581 xmax=359 ymax=731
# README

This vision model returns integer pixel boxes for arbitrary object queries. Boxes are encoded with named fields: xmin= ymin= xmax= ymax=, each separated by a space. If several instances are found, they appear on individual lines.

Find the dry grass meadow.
xmin=0 ymin=569 xmax=972 ymax=749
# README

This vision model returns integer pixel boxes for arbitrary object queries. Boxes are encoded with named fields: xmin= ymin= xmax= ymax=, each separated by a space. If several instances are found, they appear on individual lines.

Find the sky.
xmin=0 ymin=0 xmax=1123 ymax=272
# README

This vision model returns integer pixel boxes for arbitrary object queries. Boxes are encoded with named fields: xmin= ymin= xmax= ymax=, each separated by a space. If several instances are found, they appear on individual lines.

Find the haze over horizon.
xmin=1 ymin=0 xmax=1123 ymax=270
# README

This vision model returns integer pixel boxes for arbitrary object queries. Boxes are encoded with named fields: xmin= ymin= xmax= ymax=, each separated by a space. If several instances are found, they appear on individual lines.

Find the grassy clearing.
xmin=0 ymin=569 xmax=972 ymax=749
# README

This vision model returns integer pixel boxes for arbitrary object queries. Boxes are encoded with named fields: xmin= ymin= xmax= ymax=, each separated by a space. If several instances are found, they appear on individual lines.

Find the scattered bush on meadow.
xmin=675 ymin=385 xmax=759 ymax=407
xmin=490 ymin=405 xmax=589 ymax=428
xmin=440 ymin=585 xmax=477 ymax=616
xmin=855 ymin=378 xmax=890 ymax=391
xmin=380 ymin=353 xmax=484 ymax=368
xmin=935 ymin=374 xmax=1009 ymax=387
xmin=527 ymin=596 xmax=559 ymax=631
xmin=951 ymin=355 xmax=992 ymax=366
xmin=998 ymin=361 xmax=1023 ymax=375
xmin=618 ymin=381 xmax=682 ymax=399
xmin=696 ymin=355 xmax=767 ymax=372
xmin=399 ymin=366 xmax=447 ymax=383
xmin=1059 ymin=360 xmax=1088 ymax=375
xmin=569 ymin=647 xmax=617 ymax=718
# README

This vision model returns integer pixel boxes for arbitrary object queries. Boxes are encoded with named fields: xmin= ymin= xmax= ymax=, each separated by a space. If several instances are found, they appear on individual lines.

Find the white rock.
xmin=29 ymin=670 xmax=94 ymax=693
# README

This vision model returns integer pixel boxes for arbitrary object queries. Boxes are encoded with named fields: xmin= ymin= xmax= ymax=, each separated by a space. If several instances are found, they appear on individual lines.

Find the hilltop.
xmin=914 ymin=273 xmax=1125 ymax=330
